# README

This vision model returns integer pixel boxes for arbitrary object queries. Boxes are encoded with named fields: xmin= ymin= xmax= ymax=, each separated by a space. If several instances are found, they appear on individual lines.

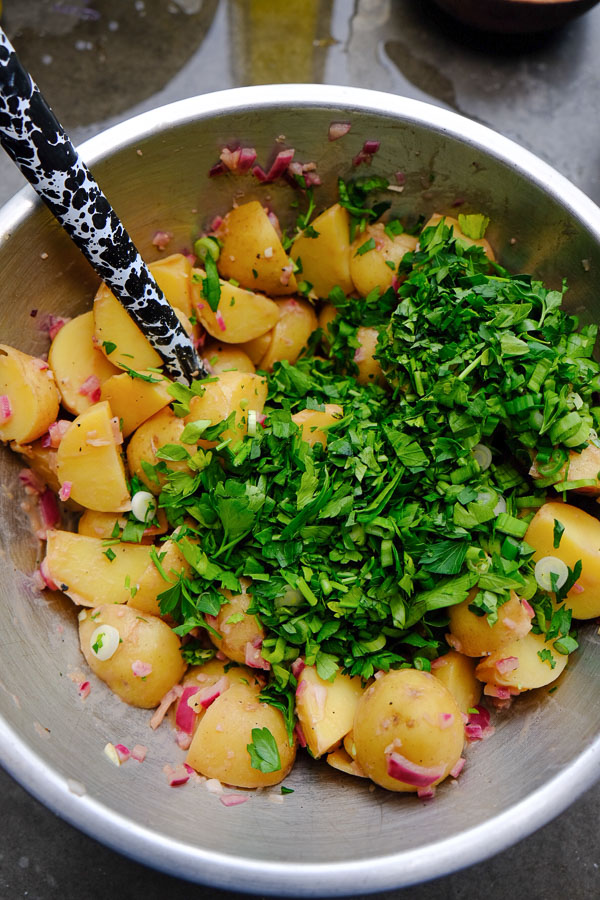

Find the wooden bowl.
xmin=433 ymin=0 xmax=600 ymax=33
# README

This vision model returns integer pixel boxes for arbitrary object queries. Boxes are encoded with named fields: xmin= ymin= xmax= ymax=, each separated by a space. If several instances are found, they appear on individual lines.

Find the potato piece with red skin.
xmin=475 ymin=631 xmax=568 ymax=693
xmin=186 ymin=682 xmax=296 ymax=788
xmin=525 ymin=501 xmax=600 ymax=619
xmin=353 ymin=669 xmax=464 ymax=793
xmin=215 ymin=201 xmax=297 ymax=295
xmin=431 ymin=650 xmax=482 ymax=714
xmin=448 ymin=589 xmax=532 ymax=657
xmin=208 ymin=581 xmax=266 ymax=666
xmin=0 ymin=344 xmax=60 ymax=444
xmin=79 ymin=604 xmax=185 ymax=708
xmin=349 ymin=223 xmax=417 ymax=297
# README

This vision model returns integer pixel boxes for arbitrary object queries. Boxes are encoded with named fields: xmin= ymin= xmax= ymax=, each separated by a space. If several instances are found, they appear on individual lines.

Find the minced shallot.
xmin=328 ymin=121 xmax=351 ymax=141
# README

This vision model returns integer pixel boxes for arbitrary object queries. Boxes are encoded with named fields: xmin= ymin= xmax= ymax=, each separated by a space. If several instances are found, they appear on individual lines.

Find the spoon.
xmin=0 ymin=27 xmax=205 ymax=384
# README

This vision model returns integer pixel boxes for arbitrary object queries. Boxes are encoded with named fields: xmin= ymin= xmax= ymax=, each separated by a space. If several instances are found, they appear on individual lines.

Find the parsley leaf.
xmin=247 ymin=727 xmax=281 ymax=773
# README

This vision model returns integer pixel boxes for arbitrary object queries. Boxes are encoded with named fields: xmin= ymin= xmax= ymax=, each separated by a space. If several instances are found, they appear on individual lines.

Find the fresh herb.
xmin=247 ymin=727 xmax=282 ymax=773
xmin=103 ymin=547 xmax=116 ymax=562
xmin=102 ymin=340 xmax=117 ymax=355
xmin=202 ymin=253 xmax=222 ymax=312
xmin=553 ymin=519 xmax=565 ymax=549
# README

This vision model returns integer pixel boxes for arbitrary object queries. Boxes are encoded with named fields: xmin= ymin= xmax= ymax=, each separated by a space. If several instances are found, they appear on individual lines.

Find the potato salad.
xmin=2 ymin=167 xmax=599 ymax=799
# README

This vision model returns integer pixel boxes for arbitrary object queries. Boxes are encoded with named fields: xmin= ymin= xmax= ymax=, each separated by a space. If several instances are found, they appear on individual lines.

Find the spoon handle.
xmin=0 ymin=28 xmax=205 ymax=384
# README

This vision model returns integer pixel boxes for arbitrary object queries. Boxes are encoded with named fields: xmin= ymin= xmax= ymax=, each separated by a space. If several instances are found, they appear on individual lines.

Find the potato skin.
xmin=209 ymin=583 xmax=265 ymax=664
xmin=186 ymin=682 xmax=296 ymax=787
xmin=353 ymin=669 xmax=464 ymax=792
xmin=79 ymin=604 xmax=185 ymax=707
xmin=448 ymin=589 xmax=532 ymax=657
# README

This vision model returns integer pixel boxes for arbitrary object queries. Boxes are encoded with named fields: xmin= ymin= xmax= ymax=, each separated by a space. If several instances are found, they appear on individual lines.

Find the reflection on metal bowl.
xmin=1 ymin=85 xmax=600 ymax=896
xmin=432 ymin=0 xmax=600 ymax=34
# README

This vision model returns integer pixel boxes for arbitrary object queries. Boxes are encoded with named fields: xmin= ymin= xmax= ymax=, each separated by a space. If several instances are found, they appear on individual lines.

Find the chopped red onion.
xmin=439 ymin=713 xmax=454 ymax=729
xmin=572 ymin=582 xmax=585 ymax=594
xmin=394 ymin=171 xmax=406 ymax=185
xmin=175 ymin=686 xmax=200 ymax=734
xmin=386 ymin=751 xmax=443 ymax=787
xmin=209 ymin=161 xmax=227 ymax=177
xmin=34 ymin=358 xmax=50 ymax=371
xmin=131 ymin=660 xmax=153 ymax=678
xmin=430 ymin=656 xmax=448 ymax=670
xmin=450 ymin=757 xmax=466 ymax=779
xmin=294 ymin=722 xmax=307 ymax=748
xmin=291 ymin=657 xmax=305 ymax=679
xmin=58 ymin=481 xmax=72 ymax=502
xmin=352 ymin=140 xmax=380 ymax=167
xmin=78 ymin=681 xmax=91 ymax=700
xmin=150 ymin=685 xmax=184 ymax=730
xmin=253 ymin=148 xmax=295 ymax=184
xmin=522 ymin=597 xmax=535 ymax=618
xmin=175 ymin=730 xmax=193 ymax=750
xmin=328 ymin=121 xmax=351 ymax=141
xmin=209 ymin=214 xmax=223 ymax=232
xmin=417 ymin=786 xmax=436 ymax=800
xmin=220 ymin=794 xmax=249 ymax=807
xmin=280 ymin=263 xmax=294 ymax=286
xmin=18 ymin=468 xmax=46 ymax=494
xmin=79 ymin=374 xmax=102 ymax=402
xmin=165 ymin=763 xmax=190 ymax=787
xmin=152 ymin=230 xmax=173 ymax=250
xmin=47 ymin=419 xmax=71 ymax=448
xmin=183 ymin=763 xmax=195 ymax=775
xmin=114 ymin=744 xmax=131 ymax=764
xmin=39 ymin=489 xmax=60 ymax=531
xmin=196 ymin=675 xmax=230 ymax=710
xmin=40 ymin=314 xmax=71 ymax=340
xmin=295 ymin=679 xmax=307 ymax=699
xmin=130 ymin=744 xmax=147 ymax=762
xmin=39 ymin=558 xmax=58 ymax=590
xmin=110 ymin=417 xmax=124 ymax=446
xmin=220 ymin=146 xmax=258 ymax=174
xmin=244 ymin=639 xmax=271 ymax=671
xmin=495 ymin=656 xmax=519 ymax=675
xmin=215 ymin=310 xmax=227 ymax=332
xmin=0 ymin=395 xmax=12 ymax=422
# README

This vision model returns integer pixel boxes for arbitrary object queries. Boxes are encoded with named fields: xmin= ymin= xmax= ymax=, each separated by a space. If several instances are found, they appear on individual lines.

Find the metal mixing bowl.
xmin=2 ymin=85 xmax=600 ymax=897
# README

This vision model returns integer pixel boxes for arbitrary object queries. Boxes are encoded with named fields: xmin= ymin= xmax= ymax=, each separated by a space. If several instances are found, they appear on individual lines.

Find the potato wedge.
xmin=129 ymin=539 xmax=191 ymax=617
xmin=149 ymin=253 xmax=194 ymax=318
xmin=215 ymin=201 xmax=297 ymax=295
xmin=45 ymin=530 xmax=152 ymax=606
xmin=251 ymin=298 xmax=318 ymax=371
xmin=432 ymin=651 xmax=482 ymax=714
xmin=192 ymin=273 xmax=279 ymax=343
xmin=525 ymin=501 xmax=600 ymax=619
xmin=291 ymin=404 xmax=343 ymax=447
xmin=100 ymin=370 xmax=172 ymax=438
xmin=349 ymin=223 xmax=417 ymax=297
xmin=290 ymin=203 xmax=354 ymax=297
xmin=475 ymin=631 xmax=568 ymax=693
xmin=186 ymin=371 xmax=268 ymax=446
xmin=48 ymin=311 xmax=120 ymax=415
xmin=0 ymin=344 xmax=60 ymax=443
xmin=56 ymin=401 xmax=131 ymax=512
xmin=93 ymin=283 xmax=163 ymax=371
xmin=126 ymin=406 xmax=196 ymax=494
xmin=203 ymin=343 xmax=255 ymax=375
xmin=208 ymin=582 xmax=265 ymax=665
xmin=296 ymin=665 xmax=364 ymax=758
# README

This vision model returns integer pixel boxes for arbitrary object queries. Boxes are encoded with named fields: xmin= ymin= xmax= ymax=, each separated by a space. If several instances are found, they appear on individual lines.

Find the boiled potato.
xmin=353 ymin=669 xmax=464 ymax=792
xmin=290 ymin=203 xmax=354 ymax=297
xmin=530 ymin=444 xmax=600 ymax=496
xmin=291 ymin=404 xmax=343 ymax=448
xmin=186 ymin=682 xmax=296 ymax=787
xmin=215 ymin=201 xmax=297 ymax=295
xmin=12 ymin=438 xmax=61 ymax=495
xmin=208 ymin=582 xmax=266 ymax=665
xmin=432 ymin=651 xmax=482 ymax=714
xmin=45 ymin=530 xmax=152 ymax=606
xmin=56 ymin=401 xmax=131 ymax=512
xmin=77 ymin=508 xmax=169 ymax=542
xmin=237 ymin=330 xmax=272 ymax=365
xmin=126 ymin=406 xmax=196 ymax=494
xmin=149 ymin=253 xmax=194 ymax=318
xmin=318 ymin=303 xmax=338 ymax=348
xmin=203 ymin=343 xmax=255 ymax=375
xmin=448 ymin=589 xmax=532 ymax=657
xmin=186 ymin=371 xmax=268 ymax=446
xmin=326 ymin=746 xmax=367 ymax=778
xmin=100 ymin=370 xmax=172 ymax=437
xmin=424 ymin=214 xmax=495 ymax=261
xmin=93 ymin=283 xmax=163 ymax=371
xmin=192 ymin=273 xmax=279 ymax=343
xmin=48 ymin=311 xmax=119 ymax=415
xmin=128 ymin=539 xmax=190 ymax=617
xmin=354 ymin=326 xmax=384 ymax=385
xmin=475 ymin=630 xmax=568 ymax=692
xmin=525 ymin=501 xmax=600 ymax=619
xmin=250 ymin=298 xmax=318 ymax=371
xmin=170 ymin=658 xmax=263 ymax=735
xmin=0 ymin=344 xmax=60 ymax=443
xmin=79 ymin=604 xmax=185 ymax=707
xmin=296 ymin=665 xmax=363 ymax=758
xmin=349 ymin=223 xmax=417 ymax=297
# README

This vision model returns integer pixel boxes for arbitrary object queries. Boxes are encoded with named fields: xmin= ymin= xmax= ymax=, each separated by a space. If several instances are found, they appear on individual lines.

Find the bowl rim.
xmin=3 ymin=83 xmax=600 ymax=896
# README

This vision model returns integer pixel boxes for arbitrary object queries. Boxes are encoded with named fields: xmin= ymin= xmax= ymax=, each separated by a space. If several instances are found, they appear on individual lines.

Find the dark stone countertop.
xmin=1 ymin=2 xmax=600 ymax=898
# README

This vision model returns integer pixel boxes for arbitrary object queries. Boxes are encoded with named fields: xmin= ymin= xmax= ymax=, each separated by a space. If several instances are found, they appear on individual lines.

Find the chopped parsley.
xmin=247 ymin=727 xmax=281 ymax=773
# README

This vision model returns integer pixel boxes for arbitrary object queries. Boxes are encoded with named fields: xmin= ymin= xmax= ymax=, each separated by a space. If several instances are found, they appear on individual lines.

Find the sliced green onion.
xmin=549 ymin=411 xmax=582 ymax=444
xmin=194 ymin=236 xmax=220 ymax=262
xmin=495 ymin=512 xmax=529 ymax=538
xmin=131 ymin=490 xmax=157 ymax=523
xmin=501 ymin=536 xmax=521 ymax=561
xmin=451 ymin=459 xmax=481 ymax=484
xmin=471 ymin=443 xmax=492 ymax=471
xmin=552 ymin=478 xmax=598 ymax=492
xmin=247 ymin=409 xmax=257 ymax=436
xmin=89 ymin=624 xmax=120 ymax=661
xmin=534 ymin=556 xmax=569 ymax=591
xmin=381 ymin=539 xmax=394 ymax=567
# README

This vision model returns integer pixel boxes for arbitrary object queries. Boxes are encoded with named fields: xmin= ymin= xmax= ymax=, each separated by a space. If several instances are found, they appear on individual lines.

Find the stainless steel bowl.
xmin=2 ymin=85 xmax=600 ymax=897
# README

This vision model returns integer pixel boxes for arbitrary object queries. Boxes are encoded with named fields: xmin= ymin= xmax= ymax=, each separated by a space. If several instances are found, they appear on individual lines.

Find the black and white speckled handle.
xmin=0 ymin=28 xmax=205 ymax=384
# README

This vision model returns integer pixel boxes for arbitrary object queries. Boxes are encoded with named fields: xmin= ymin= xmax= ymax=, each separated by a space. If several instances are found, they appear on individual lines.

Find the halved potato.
xmin=296 ymin=665 xmax=364 ymax=758
xmin=251 ymin=298 xmax=318 ymax=371
xmin=48 ymin=311 xmax=120 ymax=415
xmin=215 ymin=201 xmax=297 ymax=295
xmin=186 ymin=371 xmax=268 ymax=446
xmin=129 ymin=539 xmax=191 ymax=617
xmin=149 ymin=253 xmax=194 ymax=318
xmin=475 ymin=630 xmax=568 ymax=693
xmin=0 ymin=344 xmax=60 ymax=443
xmin=100 ymin=370 xmax=172 ymax=438
xmin=45 ymin=530 xmax=152 ymax=606
xmin=93 ymin=283 xmax=163 ymax=371
xmin=291 ymin=404 xmax=343 ymax=448
xmin=56 ymin=401 xmax=130 ymax=512
xmin=349 ymin=223 xmax=417 ymax=297
xmin=448 ymin=589 xmax=532 ymax=657
xmin=192 ymin=273 xmax=279 ymax=343
xmin=424 ymin=214 xmax=495 ymax=261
